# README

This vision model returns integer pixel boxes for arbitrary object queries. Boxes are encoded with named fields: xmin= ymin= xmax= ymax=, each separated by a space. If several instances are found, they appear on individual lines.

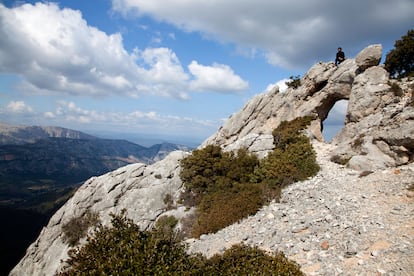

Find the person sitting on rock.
xmin=335 ymin=47 xmax=345 ymax=65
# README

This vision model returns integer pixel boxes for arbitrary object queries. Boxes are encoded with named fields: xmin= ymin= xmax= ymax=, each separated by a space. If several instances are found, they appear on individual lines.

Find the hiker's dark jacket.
xmin=335 ymin=51 xmax=345 ymax=65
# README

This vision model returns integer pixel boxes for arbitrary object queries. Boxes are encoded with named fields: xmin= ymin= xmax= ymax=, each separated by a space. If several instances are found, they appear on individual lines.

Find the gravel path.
xmin=187 ymin=141 xmax=414 ymax=275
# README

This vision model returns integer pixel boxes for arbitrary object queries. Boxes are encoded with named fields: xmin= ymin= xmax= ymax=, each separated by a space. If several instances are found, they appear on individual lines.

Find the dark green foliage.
xmin=59 ymin=213 xmax=303 ymax=276
xmin=180 ymin=146 xmax=259 ymax=206
xmin=61 ymin=211 xmax=100 ymax=246
xmin=191 ymin=184 xmax=264 ymax=237
xmin=180 ymin=116 xmax=319 ymax=237
xmin=254 ymin=116 xmax=320 ymax=188
xmin=59 ymin=212 xmax=203 ymax=276
xmin=155 ymin=215 xmax=179 ymax=238
xmin=286 ymin=75 xmax=301 ymax=89
xmin=385 ymin=29 xmax=414 ymax=78
xmin=272 ymin=116 xmax=315 ymax=149
xmin=205 ymin=244 xmax=303 ymax=276
xmin=256 ymin=141 xmax=319 ymax=188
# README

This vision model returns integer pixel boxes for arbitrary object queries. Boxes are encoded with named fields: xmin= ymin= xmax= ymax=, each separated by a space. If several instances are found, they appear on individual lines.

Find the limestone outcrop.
xmin=11 ymin=44 xmax=414 ymax=275
xmin=203 ymin=43 xmax=413 ymax=171
xmin=355 ymin=44 xmax=383 ymax=72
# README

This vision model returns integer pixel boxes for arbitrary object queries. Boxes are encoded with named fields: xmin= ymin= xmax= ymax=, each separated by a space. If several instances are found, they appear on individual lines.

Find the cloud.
xmin=0 ymin=3 xmax=137 ymax=96
xmin=0 ymin=3 xmax=247 ymax=98
xmin=265 ymin=79 xmax=289 ymax=93
xmin=5 ymin=101 xmax=33 ymax=113
xmin=37 ymin=101 xmax=217 ymax=136
xmin=189 ymin=61 xmax=248 ymax=92
xmin=324 ymin=99 xmax=348 ymax=125
xmin=112 ymin=0 xmax=414 ymax=69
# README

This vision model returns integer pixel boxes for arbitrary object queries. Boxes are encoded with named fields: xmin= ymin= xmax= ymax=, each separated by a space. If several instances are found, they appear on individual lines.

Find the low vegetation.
xmin=384 ymin=29 xmax=414 ymax=79
xmin=61 ymin=210 xmax=100 ymax=246
xmin=180 ymin=116 xmax=319 ymax=237
xmin=59 ymin=212 xmax=303 ymax=276
xmin=286 ymin=75 xmax=301 ymax=89
xmin=205 ymin=244 xmax=303 ymax=275
xmin=388 ymin=81 xmax=404 ymax=97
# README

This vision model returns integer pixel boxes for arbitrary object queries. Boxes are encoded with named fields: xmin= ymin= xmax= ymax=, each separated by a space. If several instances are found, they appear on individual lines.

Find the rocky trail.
xmin=188 ymin=141 xmax=414 ymax=275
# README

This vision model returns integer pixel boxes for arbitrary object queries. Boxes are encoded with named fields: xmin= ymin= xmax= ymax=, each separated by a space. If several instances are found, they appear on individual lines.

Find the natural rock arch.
xmin=320 ymin=99 xmax=348 ymax=141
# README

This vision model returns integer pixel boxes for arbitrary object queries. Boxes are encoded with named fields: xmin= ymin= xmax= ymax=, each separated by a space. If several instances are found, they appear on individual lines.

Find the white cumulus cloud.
xmin=111 ymin=0 xmax=414 ymax=69
xmin=6 ymin=101 xmax=33 ymax=113
xmin=189 ymin=61 xmax=248 ymax=92
xmin=0 ymin=3 xmax=248 ymax=99
xmin=266 ymin=79 xmax=289 ymax=93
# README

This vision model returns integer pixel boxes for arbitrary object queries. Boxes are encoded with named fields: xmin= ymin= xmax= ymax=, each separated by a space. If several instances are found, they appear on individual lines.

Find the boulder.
xmin=355 ymin=44 xmax=382 ymax=71
xmin=346 ymin=66 xmax=390 ymax=123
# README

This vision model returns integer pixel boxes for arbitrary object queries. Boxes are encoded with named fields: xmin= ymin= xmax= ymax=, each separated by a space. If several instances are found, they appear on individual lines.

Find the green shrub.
xmin=272 ymin=116 xmax=314 ymax=149
xmin=180 ymin=116 xmax=320 ymax=238
xmin=286 ymin=75 xmax=301 ymax=89
xmin=61 ymin=210 xmax=100 ymax=246
xmin=254 ymin=116 xmax=320 ymax=188
xmin=256 ymin=141 xmax=319 ymax=188
xmin=59 ymin=213 xmax=303 ymax=276
xmin=59 ymin=212 xmax=203 ymax=276
xmin=155 ymin=215 xmax=179 ymax=238
xmin=385 ymin=29 xmax=414 ymax=79
xmin=180 ymin=146 xmax=259 ymax=206
xmin=191 ymin=184 xmax=264 ymax=237
xmin=205 ymin=244 xmax=303 ymax=276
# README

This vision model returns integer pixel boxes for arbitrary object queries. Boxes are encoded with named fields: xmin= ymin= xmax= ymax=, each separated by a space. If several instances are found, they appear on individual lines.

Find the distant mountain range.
xmin=0 ymin=122 xmax=96 ymax=145
xmin=0 ymin=122 xmax=191 ymax=211
xmin=0 ymin=122 xmax=191 ymax=162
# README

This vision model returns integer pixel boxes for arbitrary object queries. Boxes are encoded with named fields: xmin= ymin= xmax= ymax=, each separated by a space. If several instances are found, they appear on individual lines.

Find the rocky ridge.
xmin=203 ymin=44 xmax=414 ymax=171
xmin=11 ymin=44 xmax=414 ymax=275
xmin=0 ymin=123 xmax=96 ymax=145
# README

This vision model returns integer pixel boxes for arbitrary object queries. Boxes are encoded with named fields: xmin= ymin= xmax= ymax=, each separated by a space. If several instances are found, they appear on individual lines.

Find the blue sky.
xmin=0 ymin=0 xmax=413 ymax=146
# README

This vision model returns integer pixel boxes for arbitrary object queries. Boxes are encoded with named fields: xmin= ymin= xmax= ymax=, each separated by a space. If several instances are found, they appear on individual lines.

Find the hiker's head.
xmin=338 ymin=47 xmax=342 ymax=51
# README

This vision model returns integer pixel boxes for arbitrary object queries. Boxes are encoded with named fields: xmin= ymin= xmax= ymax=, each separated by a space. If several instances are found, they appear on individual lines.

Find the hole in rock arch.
xmin=322 ymin=100 xmax=348 ymax=142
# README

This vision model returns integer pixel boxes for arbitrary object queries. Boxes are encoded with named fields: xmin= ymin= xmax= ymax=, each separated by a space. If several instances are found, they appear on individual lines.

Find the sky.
xmin=0 ymin=0 xmax=413 ymax=146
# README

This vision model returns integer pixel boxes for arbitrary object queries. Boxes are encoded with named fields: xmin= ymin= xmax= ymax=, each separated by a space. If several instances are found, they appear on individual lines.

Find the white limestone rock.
xmin=355 ymin=44 xmax=382 ymax=71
